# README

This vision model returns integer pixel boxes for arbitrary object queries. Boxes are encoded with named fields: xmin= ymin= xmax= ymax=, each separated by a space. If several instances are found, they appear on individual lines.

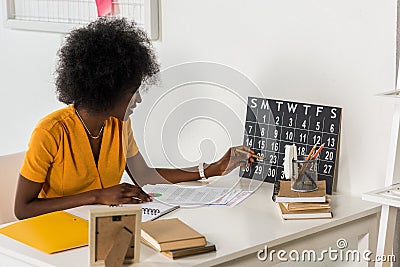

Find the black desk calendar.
xmin=239 ymin=97 xmax=342 ymax=194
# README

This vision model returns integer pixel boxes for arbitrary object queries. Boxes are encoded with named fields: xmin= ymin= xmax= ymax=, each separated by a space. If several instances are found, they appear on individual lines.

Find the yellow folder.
xmin=0 ymin=211 xmax=88 ymax=254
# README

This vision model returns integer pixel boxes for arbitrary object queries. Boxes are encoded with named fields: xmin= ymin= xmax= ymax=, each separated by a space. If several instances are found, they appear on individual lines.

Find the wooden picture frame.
xmin=89 ymin=206 xmax=142 ymax=266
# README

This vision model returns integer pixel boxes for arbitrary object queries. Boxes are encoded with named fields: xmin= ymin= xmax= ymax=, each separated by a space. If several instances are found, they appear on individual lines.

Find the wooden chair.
xmin=0 ymin=152 xmax=25 ymax=224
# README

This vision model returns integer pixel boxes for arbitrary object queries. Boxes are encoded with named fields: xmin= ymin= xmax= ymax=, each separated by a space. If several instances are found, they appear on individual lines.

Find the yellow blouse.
xmin=20 ymin=105 xmax=139 ymax=198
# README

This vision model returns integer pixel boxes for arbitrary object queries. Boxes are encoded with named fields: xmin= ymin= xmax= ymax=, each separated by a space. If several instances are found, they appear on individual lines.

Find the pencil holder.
xmin=291 ymin=156 xmax=318 ymax=192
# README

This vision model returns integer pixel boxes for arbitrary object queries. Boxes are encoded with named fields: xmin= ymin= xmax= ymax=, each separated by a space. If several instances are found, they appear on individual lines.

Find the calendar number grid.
xmin=240 ymin=97 xmax=342 ymax=194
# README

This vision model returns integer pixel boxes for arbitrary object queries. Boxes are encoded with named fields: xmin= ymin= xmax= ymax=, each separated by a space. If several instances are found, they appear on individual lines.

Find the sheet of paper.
xmin=143 ymin=184 xmax=235 ymax=205
xmin=225 ymin=191 xmax=253 ymax=207
xmin=208 ymin=188 xmax=242 ymax=205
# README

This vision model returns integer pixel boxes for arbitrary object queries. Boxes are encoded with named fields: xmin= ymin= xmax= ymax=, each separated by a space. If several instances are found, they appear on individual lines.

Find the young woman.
xmin=14 ymin=17 xmax=254 ymax=219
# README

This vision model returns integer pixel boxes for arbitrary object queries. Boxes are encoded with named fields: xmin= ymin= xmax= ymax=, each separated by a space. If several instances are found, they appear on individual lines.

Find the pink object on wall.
xmin=95 ymin=0 xmax=113 ymax=16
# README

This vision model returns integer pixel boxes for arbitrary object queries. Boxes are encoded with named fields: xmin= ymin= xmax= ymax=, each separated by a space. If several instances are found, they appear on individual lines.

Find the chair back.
xmin=0 ymin=152 xmax=25 ymax=223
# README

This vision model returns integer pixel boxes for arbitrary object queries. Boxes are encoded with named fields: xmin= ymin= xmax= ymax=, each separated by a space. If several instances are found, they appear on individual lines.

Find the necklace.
xmin=75 ymin=109 xmax=105 ymax=140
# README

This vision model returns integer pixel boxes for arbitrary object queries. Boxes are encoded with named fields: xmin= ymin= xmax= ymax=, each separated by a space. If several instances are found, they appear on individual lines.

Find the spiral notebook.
xmin=66 ymin=202 xmax=179 ymax=222
xmin=137 ymin=202 xmax=180 ymax=222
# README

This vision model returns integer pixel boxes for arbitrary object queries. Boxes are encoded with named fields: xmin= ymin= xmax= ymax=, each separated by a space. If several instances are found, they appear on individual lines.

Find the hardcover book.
xmin=141 ymin=218 xmax=206 ymax=252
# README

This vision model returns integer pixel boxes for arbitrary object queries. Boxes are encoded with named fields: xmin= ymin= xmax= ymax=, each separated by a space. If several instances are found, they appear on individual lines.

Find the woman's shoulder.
xmin=35 ymin=105 xmax=75 ymax=132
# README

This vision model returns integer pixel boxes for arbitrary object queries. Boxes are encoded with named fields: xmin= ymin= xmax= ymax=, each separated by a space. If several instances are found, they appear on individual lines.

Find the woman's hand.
xmin=95 ymin=183 xmax=152 ymax=205
xmin=209 ymin=145 xmax=256 ymax=176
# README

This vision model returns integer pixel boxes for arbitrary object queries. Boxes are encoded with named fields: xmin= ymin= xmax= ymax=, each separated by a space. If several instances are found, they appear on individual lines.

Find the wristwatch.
xmin=198 ymin=162 xmax=207 ymax=180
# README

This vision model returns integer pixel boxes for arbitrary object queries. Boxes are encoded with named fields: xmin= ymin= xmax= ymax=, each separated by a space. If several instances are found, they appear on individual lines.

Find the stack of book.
xmin=273 ymin=180 xmax=332 ymax=220
xmin=141 ymin=218 xmax=216 ymax=259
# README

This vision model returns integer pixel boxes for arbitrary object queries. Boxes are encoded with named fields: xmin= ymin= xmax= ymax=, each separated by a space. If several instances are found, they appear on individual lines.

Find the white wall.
xmin=0 ymin=0 xmax=396 ymax=196
xmin=0 ymin=23 xmax=63 ymax=154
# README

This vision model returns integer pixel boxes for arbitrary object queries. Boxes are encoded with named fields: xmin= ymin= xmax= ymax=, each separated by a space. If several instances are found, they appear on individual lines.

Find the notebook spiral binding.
xmin=142 ymin=208 xmax=161 ymax=216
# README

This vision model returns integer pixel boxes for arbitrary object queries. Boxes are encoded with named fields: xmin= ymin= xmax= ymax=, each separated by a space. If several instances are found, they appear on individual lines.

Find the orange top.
xmin=20 ymin=105 xmax=139 ymax=198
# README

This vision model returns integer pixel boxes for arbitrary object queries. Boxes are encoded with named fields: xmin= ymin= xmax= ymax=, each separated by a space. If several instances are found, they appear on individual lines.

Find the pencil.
xmin=305 ymin=143 xmax=318 ymax=161
xmin=297 ymin=143 xmax=318 ymax=175
xmin=294 ymin=143 xmax=324 ymax=185
xmin=236 ymin=149 xmax=264 ymax=160
xmin=311 ymin=143 xmax=325 ymax=160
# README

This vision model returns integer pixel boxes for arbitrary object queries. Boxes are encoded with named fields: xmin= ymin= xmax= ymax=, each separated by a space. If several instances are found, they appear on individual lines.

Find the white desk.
xmin=0 ymin=180 xmax=380 ymax=267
